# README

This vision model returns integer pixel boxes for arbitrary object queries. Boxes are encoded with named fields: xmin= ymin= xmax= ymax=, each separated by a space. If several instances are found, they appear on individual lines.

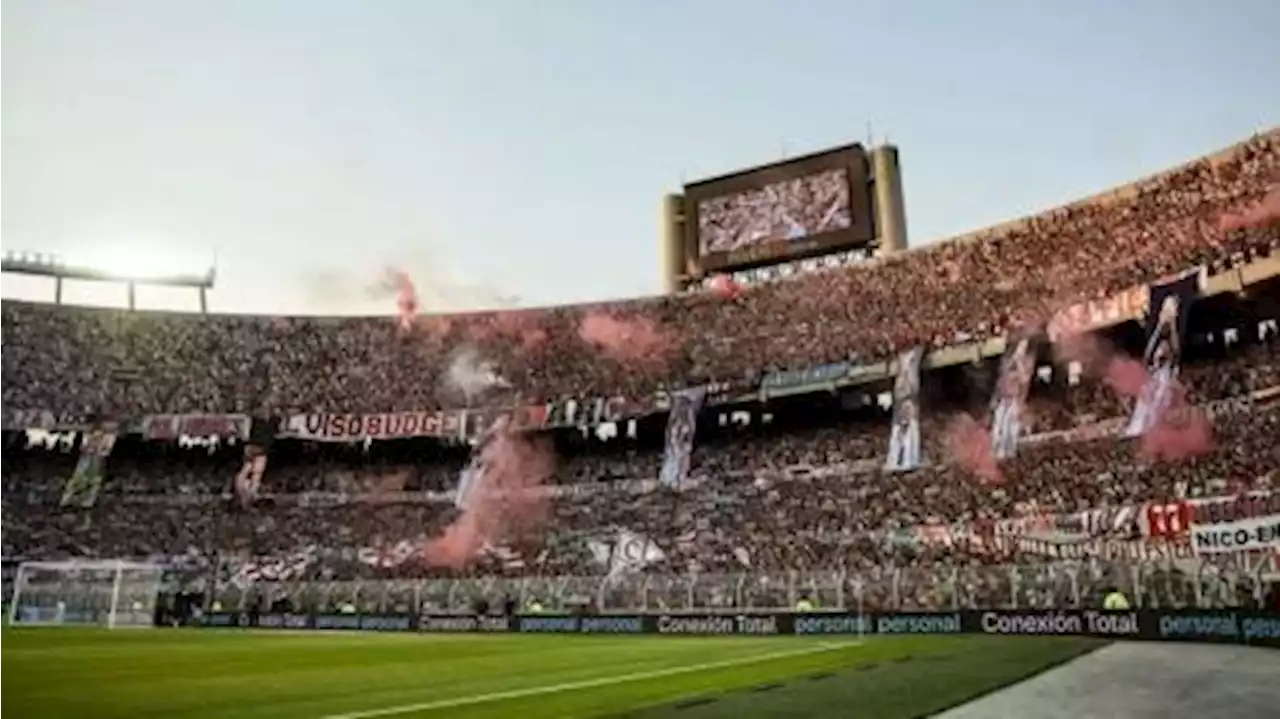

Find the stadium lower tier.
xmin=3 ymin=391 xmax=1277 ymax=588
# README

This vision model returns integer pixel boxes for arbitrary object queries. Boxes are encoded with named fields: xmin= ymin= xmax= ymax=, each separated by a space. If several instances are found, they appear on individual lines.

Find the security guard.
xmin=795 ymin=596 xmax=816 ymax=612
xmin=1102 ymin=587 xmax=1131 ymax=610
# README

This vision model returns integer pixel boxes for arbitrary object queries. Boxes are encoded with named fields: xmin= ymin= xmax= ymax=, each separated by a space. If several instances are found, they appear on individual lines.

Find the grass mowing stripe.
xmin=320 ymin=641 xmax=862 ymax=719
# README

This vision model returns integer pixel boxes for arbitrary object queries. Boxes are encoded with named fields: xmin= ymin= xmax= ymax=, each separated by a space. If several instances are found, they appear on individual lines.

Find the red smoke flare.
xmin=708 ymin=274 xmax=742 ymax=300
xmin=1139 ymin=404 xmax=1214 ymax=461
xmin=943 ymin=413 xmax=1003 ymax=483
xmin=1219 ymin=186 xmax=1280 ymax=232
xmin=577 ymin=310 xmax=672 ymax=366
xmin=494 ymin=310 xmax=549 ymax=351
xmin=384 ymin=269 xmax=419 ymax=330
xmin=420 ymin=315 xmax=453 ymax=336
xmin=422 ymin=425 xmax=556 ymax=569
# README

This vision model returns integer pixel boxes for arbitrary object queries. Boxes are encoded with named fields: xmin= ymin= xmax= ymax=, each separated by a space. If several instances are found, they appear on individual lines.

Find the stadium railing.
xmin=211 ymin=556 xmax=1277 ymax=615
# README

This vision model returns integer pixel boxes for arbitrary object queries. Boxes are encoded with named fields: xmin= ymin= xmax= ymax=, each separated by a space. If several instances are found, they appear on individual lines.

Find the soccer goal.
xmin=8 ymin=559 xmax=163 ymax=629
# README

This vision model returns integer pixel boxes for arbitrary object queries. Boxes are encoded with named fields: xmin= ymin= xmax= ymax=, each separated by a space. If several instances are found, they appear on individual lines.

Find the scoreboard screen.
xmin=683 ymin=145 xmax=874 ymax=273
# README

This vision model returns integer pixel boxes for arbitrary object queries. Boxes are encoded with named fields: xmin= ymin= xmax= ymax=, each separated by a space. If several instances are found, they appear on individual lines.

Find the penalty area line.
xmin=320 ymin=640 xmax=862 ymax=719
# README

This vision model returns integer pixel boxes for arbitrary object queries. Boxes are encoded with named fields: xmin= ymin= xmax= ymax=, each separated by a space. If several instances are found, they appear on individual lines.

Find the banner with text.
xmin=283 ymin=396 xmax=640 ymax=444
xmin=1190 ymin=513 xmax=1280 ymax=555
xmin=201 ymin=609 xmax=1280 ymax=647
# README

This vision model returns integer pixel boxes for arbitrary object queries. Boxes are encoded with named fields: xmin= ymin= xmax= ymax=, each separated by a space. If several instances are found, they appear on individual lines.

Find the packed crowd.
xmin=3 ymin=336 xmax=1277 ymax=608
xmin=696 ymin=167 xmax=853 ymax=253
xmin=5 ymin=131 xmax=1280 ymax=615
xmin=3 ymin=131 xmax=1278 ymax=421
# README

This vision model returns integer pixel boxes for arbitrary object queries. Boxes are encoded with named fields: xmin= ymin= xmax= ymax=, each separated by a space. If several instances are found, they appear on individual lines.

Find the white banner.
xmin=588 ymin=529 xmax=666 ymax=578
xmin=884 ymin=347 xmax=923 ymax=471
xmin=285 ymin=411 xmax=457 ymax=441
xmin=1189 ymin=513 xmax=1280 ymax=554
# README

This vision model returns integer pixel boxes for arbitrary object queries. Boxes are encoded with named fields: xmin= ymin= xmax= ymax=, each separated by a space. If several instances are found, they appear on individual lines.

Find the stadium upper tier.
xmin=3 ymin=131 xmax=1279 ymax=418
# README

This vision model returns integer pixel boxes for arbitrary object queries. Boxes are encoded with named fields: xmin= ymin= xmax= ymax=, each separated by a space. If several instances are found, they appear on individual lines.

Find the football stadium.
xmin=5 ymin=6 xmax=1280 ymax=719
xmin=5 ymin=129 xmax=1280 ymax=716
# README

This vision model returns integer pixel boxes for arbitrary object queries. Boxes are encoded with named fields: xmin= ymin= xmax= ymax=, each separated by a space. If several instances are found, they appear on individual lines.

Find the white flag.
xmin=592 ymin=529 xmax=665 ymax=577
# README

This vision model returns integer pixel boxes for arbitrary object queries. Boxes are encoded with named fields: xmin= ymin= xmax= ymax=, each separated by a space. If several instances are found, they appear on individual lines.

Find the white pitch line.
xmin=320 ymin=640 xmax=862 ymax=719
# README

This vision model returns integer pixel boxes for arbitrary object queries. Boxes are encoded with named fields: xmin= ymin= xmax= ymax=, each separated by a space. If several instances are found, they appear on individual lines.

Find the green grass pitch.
xmin=2 ymin=628 xmax=1104 ymax=718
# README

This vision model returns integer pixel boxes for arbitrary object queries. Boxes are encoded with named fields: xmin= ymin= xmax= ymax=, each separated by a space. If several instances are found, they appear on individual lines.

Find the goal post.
xmin=8 ymin=559 xmax=164 ymax=629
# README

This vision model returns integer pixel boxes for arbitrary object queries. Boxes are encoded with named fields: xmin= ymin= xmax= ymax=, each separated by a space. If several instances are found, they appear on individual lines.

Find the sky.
xmin=3 ymin=0 xmax=1278 ymax=316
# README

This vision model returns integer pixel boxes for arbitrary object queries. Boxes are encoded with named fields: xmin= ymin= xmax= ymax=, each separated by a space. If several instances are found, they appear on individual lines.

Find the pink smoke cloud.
xmin=1053 ymin=332 xmax=1214 ymax=461
xmin=465 ymin=319 xmax=498 ymax=342
xmin=494 ymin=311 xmax=549 ymax=351
xmin=943 ymin=413 xmax=1003 ymax=484
xmin=1219 ymin=186 xmax=1280 ymax=232
xmin=1139 ymin=404 xmax=1214 ymax=461
xmin=708 ymin=274 xmax=743 ymax=300
xmin=382 ymin=269 xmax=419 ymax=331
xmin=1052 ymin=332 xmax=1148 ymax=398
xmin=577 ymin=310 xmax=672 ymax=367
xmin=1103 ymin=356 xmax=1150 ymax=398
xmin=420 ymin=315 xmax=453 ymax=336
xmin=422 ymin=425 xmax=556 ymax=569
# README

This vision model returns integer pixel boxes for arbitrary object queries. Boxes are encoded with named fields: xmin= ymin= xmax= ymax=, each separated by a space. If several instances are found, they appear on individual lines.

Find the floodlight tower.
xmin=0 ymin=251 xmax=216 ymax=312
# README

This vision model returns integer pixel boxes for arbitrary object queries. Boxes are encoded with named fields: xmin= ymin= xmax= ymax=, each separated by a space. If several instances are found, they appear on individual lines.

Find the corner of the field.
xmin=918 ymin=639 xmax=1112 ymax=718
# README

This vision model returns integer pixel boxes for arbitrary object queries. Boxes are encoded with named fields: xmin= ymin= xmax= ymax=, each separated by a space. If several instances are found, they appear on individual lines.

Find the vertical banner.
xmin=454 ymin=466 xmax=479 ymax=509
xmin=455 ymin=411 xmax=514 ymax=506
xmin=989 ymin=336 xmax=1037 ymax=460
xmin=885 ymin=348 xmax=924 ymax=471
xmin=1124 ymin=271 xmax=1201 ymax=438
xmin=455 ymin=416 xmax=507 ymax=509
xmin=234 ymin=416 xmax=279 ymax=505
xmin=60 ymin=422 xmax=118 ymax=508
xmin=659 ymin=387 xmax=707 ymax=489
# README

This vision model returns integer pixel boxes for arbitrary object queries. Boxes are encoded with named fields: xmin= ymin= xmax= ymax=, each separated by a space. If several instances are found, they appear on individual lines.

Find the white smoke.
xmin=442 ymin=346 xmax=508 ymax=406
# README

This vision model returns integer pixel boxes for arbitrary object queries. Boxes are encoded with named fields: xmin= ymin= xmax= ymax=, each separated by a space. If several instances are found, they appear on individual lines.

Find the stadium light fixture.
xmin=67 ymin=247 xmax=214 ymax=285
xmin=2 ymin=247 xmax=217 ymax=312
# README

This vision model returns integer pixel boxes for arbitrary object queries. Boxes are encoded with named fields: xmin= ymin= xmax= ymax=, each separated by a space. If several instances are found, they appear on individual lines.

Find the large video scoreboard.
xmin=679 ymin=144 xmax=876 ymax=275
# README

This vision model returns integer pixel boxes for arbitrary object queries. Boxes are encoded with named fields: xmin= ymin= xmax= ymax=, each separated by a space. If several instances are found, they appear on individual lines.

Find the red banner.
xmin=1143 ymin=501 xmax=1195 ymax=540
xmin=1141 ymin=492 xmax=1279 ymax=538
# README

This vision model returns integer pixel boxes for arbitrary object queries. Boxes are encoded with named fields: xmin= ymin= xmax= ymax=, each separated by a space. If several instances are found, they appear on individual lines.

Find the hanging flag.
xmin=234 ymin=416 xmax=278 ymax=505
xmin=658 ymin=387 xmax=707 ymax=489
xmin=60 ymin=421 xmax=118 ymax=508
xmin=454 ymin=416 xmax=508 ymax=509
xmin=989 ymin=336 xmax=1037 ymax=459
xmin=1125 ymin=271 xmax=1201 ymax=437
xmin=590 ymin=529 xmax=666 ymax=578
xmin=884 ymin=347 xmax=924 ymax=471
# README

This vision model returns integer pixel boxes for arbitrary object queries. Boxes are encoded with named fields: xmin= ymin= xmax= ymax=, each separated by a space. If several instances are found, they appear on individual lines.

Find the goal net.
xmin=8 ymin=560 xmax=163 ymax=629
